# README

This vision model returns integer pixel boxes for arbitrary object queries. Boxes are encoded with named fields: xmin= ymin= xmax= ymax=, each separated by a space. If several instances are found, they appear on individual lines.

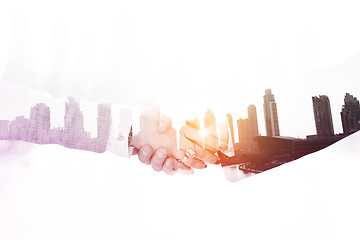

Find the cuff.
xmin=106 ymin=105 xmax=140 ymax=157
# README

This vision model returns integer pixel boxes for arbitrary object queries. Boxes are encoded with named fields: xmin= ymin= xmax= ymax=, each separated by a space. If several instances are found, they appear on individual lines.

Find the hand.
xmin=131 ymin=108 xmax=193 ymax=175
xmin=178 ymin=109 xmax=229 ymax=169
xmin=136 ymin=145 xmax=193 ymax=175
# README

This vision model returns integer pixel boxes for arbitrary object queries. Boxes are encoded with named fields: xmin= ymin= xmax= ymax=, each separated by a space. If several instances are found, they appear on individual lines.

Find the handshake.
xmin=130 ymin=108 xmax=231 ymax=175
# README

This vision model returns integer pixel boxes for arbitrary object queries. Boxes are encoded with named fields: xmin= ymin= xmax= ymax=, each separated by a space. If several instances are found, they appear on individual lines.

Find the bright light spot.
xmin=200 ymin=128 xmax=208 ymax=137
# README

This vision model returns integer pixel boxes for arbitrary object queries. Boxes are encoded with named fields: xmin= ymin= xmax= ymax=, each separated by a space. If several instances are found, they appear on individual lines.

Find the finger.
xmin=151 ymin=148 xmax=168 ymax=172
xmin=180 ymin=126 xmax=218 ymax=164
xmin=138 ymin=145 xmax=154 ymax=165
xmin=132 ymin=148 xmax=139 ymax=155
xmin=219 ymin=122 xmax=229 ymax=151
xmin=171 ymin=148 xmax=185 ymax=160
xmin=204 ymin=133 xmax=219 ymax=153
xmin=193 ymin=144 xmax=219 ymax=164
xmin=183 ymin=119 xmax=203 ymax=147
xmin=179 ymin=126 xmax=194 ymax=149
xmin=204 ymin=109 xmax=219 ymax=151
xmin=158 ymin=116 xmax=172 ymax=133
xmin=180 ymin=126 xmax=201 ymax=150
xmin=163 ymin=157 xmax=176 ymax=175
xmin=181 ymin=157 xmax=207 ymax=169
xmin=173 ymin=160 xmax=194 ymax=174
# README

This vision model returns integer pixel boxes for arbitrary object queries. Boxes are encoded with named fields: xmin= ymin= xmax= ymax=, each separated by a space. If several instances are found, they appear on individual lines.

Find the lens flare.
xmin=200 ymin=128 xmax=208 ymax=137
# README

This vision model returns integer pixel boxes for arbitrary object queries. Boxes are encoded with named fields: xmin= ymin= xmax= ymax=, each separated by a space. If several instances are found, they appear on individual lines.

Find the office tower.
xmin=237 ymin=105 xmax=259 ymax=150
xmin=341 ymin=93 xmax=360 ymax=135
xmin=0 ymin=120 xmax=10 ymax=139
xmin=29 ymin=103 xmax=51 ymax=143
xmin=247 ymin=105 xmax=259 ymax=138
xmin=226 ymin=113 xmax=235 ymax=146
xmin=11 ymin=116 xmax=31 ymax=141
xmin=263 ymin=89 xmax=280 ymax=136
xmin=312 ymin=95 xmax=334 ymax=137
xmin=237 ymin=118 xmax=248 ymax=143
xmin=64 ymin=97 xmax=85 ymax=148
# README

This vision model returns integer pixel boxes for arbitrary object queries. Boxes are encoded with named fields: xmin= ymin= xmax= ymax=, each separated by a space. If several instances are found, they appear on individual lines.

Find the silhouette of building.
xmin=0 ymin=98 xmax=112 ymax=153
xmin=263 ymin=89 xmax=280 ymax=136
xmin=237 ymin=105 xmax=259 ymax=151
xmin=237 ymin=118 xmax=248 ymax=142
xmin=0 ymin=120 xmax=10 ymax=139
xmin=63 ymin=97 xmax=86 ymax=148
xmin=48 ymin=127 xmax=64 ymax=144
xmin=10 ymin=116 xmax=31 ymax=141
xmin=312 ymin=95 xmax=334 ymax=137
xmin=226 ymin=113 xmax=235 ymax=146
xmin=29 ymin=103 xmax=51 ymax=143
xmin=247 ymin=105 xmax=259 ymax=139
xmin=341 ymin=93 xmax=360 ymax=135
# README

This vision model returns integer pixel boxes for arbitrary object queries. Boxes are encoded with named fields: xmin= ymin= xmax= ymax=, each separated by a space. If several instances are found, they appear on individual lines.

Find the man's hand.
xmin=131 ymin=108 xmax=193 ymax=175
xmin=178 ymin=110 xmax=230 ymax=169
xmin=131 ymin=108 xmax=230 ymax=175
xmin=136 ymin=145 xmax=193 ymax=175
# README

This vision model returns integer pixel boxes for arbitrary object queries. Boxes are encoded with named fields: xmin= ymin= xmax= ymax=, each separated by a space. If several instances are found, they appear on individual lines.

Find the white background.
xmin=1 ymin=1 xmax=360 ymax=239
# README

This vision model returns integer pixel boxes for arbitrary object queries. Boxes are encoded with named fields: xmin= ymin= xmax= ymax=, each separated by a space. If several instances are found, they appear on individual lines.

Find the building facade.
xmin=341 ymin=93 xmax=360 ymax=135
xmin=237 ymin=105 xmax=259 ymax=151
xmin=312 ymin=95 xmax=334 ymax=137
xmin=263 ymin=89 xmax=280 ymax=136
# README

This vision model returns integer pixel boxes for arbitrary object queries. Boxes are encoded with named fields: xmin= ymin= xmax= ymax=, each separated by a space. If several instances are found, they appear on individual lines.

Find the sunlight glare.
xmin=200 ymin=128 xmax=208 ymax=137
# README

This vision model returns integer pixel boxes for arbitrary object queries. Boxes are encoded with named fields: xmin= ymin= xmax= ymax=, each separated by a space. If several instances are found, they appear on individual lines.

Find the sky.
xmin=0 ymin=0 xmax=360 ymax=138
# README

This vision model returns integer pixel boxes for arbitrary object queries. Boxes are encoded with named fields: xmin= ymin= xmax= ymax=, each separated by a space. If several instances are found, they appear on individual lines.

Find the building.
xmin=10 ymin=116 xmax=31 ymax=141
xmin=312 ymin=95 xmax=334 ymax=137
xmin=29 ymin=103 xmax=51 ymax=143
xmin=247 ymin=105 xmax=259 ymax=139
xmin=263 ymin=89 xmax=280 ymax=136
xmin=0 ymin=120 xmax=10 ymax=139
xmin=341 ymin=93 xmax=360 ymax=135
xmin=63 ymin=97 xmax=86 ymax=148
xmin=237 ymin=105 xmax=259 ymax=151
xmin=226 ymin=113 xmax=235 ymax=146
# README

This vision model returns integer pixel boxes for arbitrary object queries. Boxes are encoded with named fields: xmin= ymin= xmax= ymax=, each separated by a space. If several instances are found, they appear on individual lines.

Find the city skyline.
xmin=0 ymin=97 xmax=111 ymax=153
xmin=229 ymin=91 xmax=358 ymax=145
xmin=0 ymin=90 xmax=359 ymax=153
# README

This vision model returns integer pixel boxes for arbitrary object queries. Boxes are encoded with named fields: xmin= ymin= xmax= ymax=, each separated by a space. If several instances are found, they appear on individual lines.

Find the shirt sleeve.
xmin=105 ymin=106 xmax=139 ymax=158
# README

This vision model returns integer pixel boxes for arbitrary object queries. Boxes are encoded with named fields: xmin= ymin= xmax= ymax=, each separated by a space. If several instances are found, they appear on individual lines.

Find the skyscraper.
xmin=64 ymin=97 xmax=85 ymax=148
xmin=237 ymin=105 xmax=259 ymax=150
xmin=312 ymin=95 xmax=334 ymax=137
xmin=340 ymin=93 xmax=360 ymax=135
xmin=263 ymin=89 xmax=280 ymax=136
xmin=226 ymin=113 xmax=235 ymax=146
xmin=29 ymin=103 xmax=51 ymax=143
xmin=247 ymin=104 xmax=259 ymax=138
